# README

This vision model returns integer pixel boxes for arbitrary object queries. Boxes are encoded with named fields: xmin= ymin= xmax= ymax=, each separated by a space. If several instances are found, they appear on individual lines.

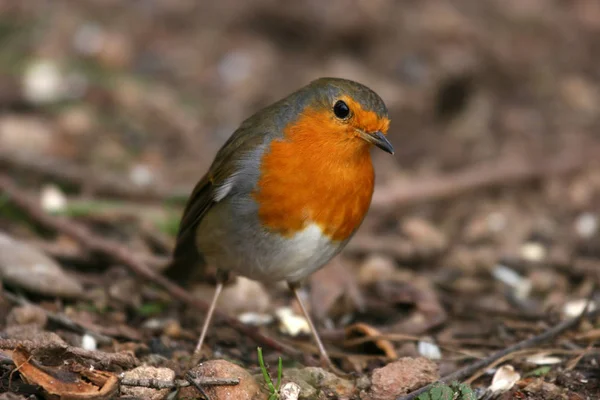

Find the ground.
xmin=0 ymin=1 xmax=599 ymax=399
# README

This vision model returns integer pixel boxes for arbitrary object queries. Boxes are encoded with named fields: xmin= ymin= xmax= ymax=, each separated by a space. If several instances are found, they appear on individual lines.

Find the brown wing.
xmin=176 ymin=173 xmax=213 ymax=246
xmin=166 ymin=173 xmax=215 ymax=283
xmin=165 ymin=101 xmax=279 ymax=284
xmin=166 ymin=121 xmax=268 ymax=283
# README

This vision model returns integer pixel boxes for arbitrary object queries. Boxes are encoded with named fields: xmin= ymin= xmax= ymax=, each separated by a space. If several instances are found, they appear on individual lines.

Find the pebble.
xmin=178 ymin=359 xmax=264 ymax=400
xmin=575 ymin=212 xmax=597 ymax=239
xmin=121 ymin=366 xmax=175 ymax=400
xmin=40 ymin=184 xmax=67 ymax=213
xmin=22 ymin=59 xmax=65 ymax=104
xmin=6 ymin=305 xmax=48 ymax=328
xmin=367 ymin=357 xmax=439 ymax=399
xmin=0 ymin=232 xmax=84 ymax=298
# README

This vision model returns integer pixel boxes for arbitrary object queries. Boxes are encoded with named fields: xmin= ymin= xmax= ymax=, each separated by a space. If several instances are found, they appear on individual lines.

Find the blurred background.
xmin=1 ymin=1 xmax=599 ymax=397
xmin=2 ymin=0 xmax=598 ymax=185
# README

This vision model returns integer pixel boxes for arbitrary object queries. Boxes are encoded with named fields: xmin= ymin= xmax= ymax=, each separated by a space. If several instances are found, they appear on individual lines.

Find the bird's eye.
xmin=333 ymin=100 xmax=350 ymax=119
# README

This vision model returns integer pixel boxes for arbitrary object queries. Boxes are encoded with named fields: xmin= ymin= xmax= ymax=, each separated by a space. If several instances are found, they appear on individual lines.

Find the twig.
xmin=186 ymin=371 xmax=212 ymax=400
xmin=0 ymin=338 xmax=136 ymax=369
xmin=372 ymin=144 xmax=596 ymax=212
xmin=565 ymin=341 xmax=595 ymax=371
xmin=0 ymin=175 xmax=300 ymax=359
xmin=396 ymin=300 xmax=599 ymax=400
xmin=120 ymin=376 xmax=239 ymax=389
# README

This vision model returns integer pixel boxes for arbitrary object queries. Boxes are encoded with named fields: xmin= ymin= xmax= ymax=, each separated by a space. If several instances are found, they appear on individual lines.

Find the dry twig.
xmin=396 ymin=289 xmax=599 ymax=400
xmin=372 ymin=145 xmax=596 ymax=212
xmin=120 ymin=376 xmax=239 ymax=389
xmin=0 ymin=175 xmax=300 ymax=359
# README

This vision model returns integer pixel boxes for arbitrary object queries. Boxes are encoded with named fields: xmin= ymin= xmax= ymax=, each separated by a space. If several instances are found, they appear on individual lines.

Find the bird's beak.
xmin=360 ymin=130 xmax=394 ymax=154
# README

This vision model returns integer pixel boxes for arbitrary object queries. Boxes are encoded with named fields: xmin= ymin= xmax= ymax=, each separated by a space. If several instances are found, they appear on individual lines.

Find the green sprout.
xmin=257 ymin=347 xmax=283 ymax=400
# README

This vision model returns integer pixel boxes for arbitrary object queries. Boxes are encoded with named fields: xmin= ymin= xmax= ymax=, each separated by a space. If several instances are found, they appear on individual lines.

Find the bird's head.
xmin=289 ymin=77 xmax=394 ymax=155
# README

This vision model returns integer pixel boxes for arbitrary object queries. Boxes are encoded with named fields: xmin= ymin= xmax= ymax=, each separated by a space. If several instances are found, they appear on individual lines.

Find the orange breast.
xmin=253 ymin=107 xmax=375 ymax=242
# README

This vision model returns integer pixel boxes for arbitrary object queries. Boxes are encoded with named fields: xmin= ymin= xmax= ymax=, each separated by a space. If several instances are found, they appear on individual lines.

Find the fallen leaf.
xmin=12 ymin=347 xmax=118 ymax=399
xmin=344 ymin=322 xmax=397 ymax=359
xmin=525 ymin=353 xmax=563 ymax=365
xmin=489 ymin=365 xmax=521 ymax=393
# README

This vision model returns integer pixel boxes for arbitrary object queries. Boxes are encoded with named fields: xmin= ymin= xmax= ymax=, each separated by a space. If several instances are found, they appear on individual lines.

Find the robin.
xmin=169 ymin=77 xmax=393 ymax=367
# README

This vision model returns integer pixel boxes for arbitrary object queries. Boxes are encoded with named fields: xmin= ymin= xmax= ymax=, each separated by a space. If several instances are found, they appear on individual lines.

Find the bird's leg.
xmin=288 ymin=282 xmax=334 ymax=368
xmin=190 ymin=270 xmax=228 ymax=366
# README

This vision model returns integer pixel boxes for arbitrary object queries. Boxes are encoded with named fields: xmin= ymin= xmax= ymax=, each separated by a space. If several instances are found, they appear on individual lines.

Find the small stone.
xmin=178 ymin=360 xmax=264 ymax=400
xmin=129 ymin=164 xmax=155 ymax=187
xmin=121 ymin=366 xmax=175 ymax=400
xmin=4 ymin=327 xmax=65 ymax=344
xmin=268 ymin=373 xmax=316 ymax=400
xmin=81 ymin=334 xmax=97 ymax=351
xmin=0 ymin=115 xmax=54 ymax=156
xmin=368 ymin=358 xmax=439 ymax=400
xmin=575 ymin=213 xmax=597 ymax=239
xmin=22 ymin=59 xmax=66 ymax=104
xmin=283 ymin=367 xmax=355 ymax=399
xmin=0 ymin=232 xmax=84 ymax=298
xmin=279 ymin=382 xmax=301 ymax=400
xmin=401 ymin=218 xmax=448 ymax=258
xmin=358 ymin=254 xmax=396 ymax=285
xmin=40 ymin=184 xmax=67 ymax=213
xmin=6 ymin=305 xmax=48 ymax=328
xmin=417 ymin=340 xmax=442 ymax=360
xmin=57 ymin=106 xmax=94 ymax=137
xmin=356 ymin=375 xmax=371 ymax=390
xmin=520 ymin=242 xmax=546 ymax=262
xmin=219 ymin=276 xmax=271 ymax=316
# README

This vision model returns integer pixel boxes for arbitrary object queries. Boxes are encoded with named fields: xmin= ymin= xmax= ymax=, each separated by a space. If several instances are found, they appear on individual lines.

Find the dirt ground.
xmin=0 ymin=1 xmax=599 ymax=399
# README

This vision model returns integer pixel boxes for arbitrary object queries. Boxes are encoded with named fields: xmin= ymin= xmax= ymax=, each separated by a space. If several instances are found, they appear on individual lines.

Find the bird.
xmin=168 ymin=77 xmax=393 ymax=367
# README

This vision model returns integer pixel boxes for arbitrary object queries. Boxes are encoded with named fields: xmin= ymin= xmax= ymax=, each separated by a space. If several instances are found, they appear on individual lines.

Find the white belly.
xmin=233 ymin=223 xmax=340 ymax=283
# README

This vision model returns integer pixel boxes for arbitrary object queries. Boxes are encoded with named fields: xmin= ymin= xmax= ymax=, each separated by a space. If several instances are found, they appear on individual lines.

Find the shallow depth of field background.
xmin=3 ymin=1 xmax=598 ymax=185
